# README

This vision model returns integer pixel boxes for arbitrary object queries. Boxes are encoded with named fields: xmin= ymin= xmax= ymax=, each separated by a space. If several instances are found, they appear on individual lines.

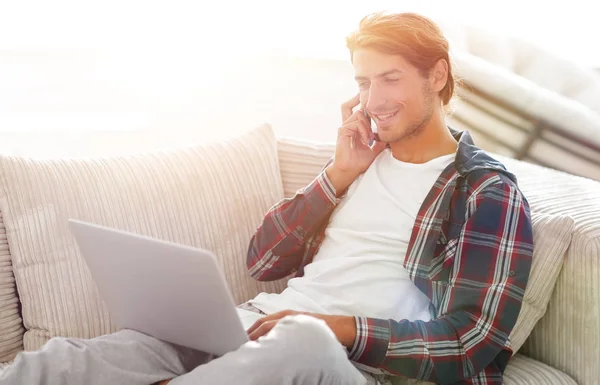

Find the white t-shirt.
xmin=249 ymin=149 xmax=455 ymax=322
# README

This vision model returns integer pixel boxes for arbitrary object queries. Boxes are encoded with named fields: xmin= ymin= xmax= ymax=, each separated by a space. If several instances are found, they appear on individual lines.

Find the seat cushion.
xmin=504 ymin=354 xmax=577 ymax=385
xmin=0 ymin=123 xmax=288 ymax=352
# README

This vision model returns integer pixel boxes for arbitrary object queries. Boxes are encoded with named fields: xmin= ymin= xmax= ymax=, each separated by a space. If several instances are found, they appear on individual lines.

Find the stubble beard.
xmin=386 ymin=82 xmax=435 ymax=144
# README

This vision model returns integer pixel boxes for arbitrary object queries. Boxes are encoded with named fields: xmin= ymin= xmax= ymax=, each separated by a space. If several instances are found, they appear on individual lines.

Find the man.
xmin=0 ymin=11 xmax=533 ymax=385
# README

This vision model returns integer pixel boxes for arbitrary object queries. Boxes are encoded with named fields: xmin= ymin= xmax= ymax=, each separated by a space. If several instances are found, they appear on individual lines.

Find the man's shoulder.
xmin=454 ymin=138 xmax=521 ymax=192
xmin=464 ymin=168 xmax=516 ymax=186
xmin=460 ymin=167 xmax=525 ymax=206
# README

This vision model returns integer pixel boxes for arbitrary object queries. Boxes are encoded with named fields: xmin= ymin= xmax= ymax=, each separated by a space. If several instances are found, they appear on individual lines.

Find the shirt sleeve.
xmin=246 ymin=164 xmax=342 ymax=281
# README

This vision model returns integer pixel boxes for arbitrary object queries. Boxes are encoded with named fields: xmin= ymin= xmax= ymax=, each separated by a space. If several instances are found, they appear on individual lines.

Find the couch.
xmin=0 ymin=124 xmax=598 ymax=385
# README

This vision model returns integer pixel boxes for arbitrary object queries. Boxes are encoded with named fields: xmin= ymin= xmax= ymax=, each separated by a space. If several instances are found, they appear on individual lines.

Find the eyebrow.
xmin=354 ymin=69 xmax=403 ymax=82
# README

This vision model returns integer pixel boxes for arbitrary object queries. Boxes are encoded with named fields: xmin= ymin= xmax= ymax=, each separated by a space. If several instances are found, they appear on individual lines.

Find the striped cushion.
xmin=0 ymin=124 xmax=288 ymax=352
xmin=277 ymin=138 xmax=335 ymax=199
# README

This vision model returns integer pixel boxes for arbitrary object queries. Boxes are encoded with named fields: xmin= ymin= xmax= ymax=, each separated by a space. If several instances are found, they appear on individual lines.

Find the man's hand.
xmin=327 ymin=94 xmax=387 ymax=196
xmin=246 ymin=310 xmax=357 ymax=349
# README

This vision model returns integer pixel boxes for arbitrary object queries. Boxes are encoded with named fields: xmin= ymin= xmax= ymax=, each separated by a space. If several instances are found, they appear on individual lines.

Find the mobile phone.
xmin=363 ymin=109 xmax=380 ymax=142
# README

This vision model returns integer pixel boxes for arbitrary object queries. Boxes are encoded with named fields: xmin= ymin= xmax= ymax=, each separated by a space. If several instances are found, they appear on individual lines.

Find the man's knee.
xmin=273 ymin=314 xmax=343 ymax=352
xmin=42 ymin=336 xmax=78 ymax=352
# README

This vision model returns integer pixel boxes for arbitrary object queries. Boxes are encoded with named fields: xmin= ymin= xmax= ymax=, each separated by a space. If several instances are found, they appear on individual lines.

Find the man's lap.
xmin=1 ymin=314 xmax=371 ymax=385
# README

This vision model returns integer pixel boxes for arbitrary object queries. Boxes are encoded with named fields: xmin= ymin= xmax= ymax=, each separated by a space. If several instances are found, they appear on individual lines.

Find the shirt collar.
xmin=449 ymin=127 xmax=517 ymax=183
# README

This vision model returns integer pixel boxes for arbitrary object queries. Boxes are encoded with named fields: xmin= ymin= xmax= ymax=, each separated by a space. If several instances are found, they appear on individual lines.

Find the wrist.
xmin=332 ymin=315 xmax=357 ymax=349
xmin=325 ymin=165 xmax=358 ymax=198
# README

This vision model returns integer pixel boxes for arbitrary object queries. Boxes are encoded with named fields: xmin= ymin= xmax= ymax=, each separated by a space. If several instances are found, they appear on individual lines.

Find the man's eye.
xmin=385 ymin=78 xmax=400 ymax=83
xmin=358 ymin=82 xmax=369 ymax=90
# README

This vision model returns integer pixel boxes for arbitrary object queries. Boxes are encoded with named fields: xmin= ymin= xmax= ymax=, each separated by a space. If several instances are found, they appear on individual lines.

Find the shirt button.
xmin=509 ymin=270 xmax=516 ymax=277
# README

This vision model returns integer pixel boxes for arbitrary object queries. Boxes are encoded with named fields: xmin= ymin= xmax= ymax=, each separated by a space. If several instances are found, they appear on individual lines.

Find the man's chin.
xmin=382 ymin=123 xmax=427 ymax=144
xmin=376 ymin=128 xmax=404 ymax=144
xmin=374 ymin=131 xmax=394 ymax=144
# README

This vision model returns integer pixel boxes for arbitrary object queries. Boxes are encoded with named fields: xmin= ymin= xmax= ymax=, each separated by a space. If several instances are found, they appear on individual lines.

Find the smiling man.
xmin=241 ymin=12 xmax=534 ymax=385
xmin=0 ymin=12 xmax=533 ymax=385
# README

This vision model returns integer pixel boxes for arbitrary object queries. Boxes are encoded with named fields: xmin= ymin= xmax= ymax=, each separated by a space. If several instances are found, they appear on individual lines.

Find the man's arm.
xmin=246 ymin=160 xmax=341 ymax=281
xmin=348 ymin=180 xmax=534 ymax=383
xmin=247 ymin=93 xmax=387 ymax=282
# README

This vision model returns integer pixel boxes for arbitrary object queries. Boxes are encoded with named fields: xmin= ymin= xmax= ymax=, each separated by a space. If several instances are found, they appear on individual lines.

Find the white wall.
xmin=0 ymin=52 xmax=358 ymax=157
xmin=2 ymin=1 xmax=598 ymax=157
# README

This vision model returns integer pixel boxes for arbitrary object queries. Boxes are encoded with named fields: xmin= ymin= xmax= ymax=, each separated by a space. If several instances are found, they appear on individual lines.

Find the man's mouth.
xmin=371 ymin=110 xmax=399 ymax=127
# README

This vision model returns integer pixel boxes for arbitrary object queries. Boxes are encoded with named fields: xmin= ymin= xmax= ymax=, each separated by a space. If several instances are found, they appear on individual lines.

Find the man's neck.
xmin=389 ymin=112 xmax=457 ymax=164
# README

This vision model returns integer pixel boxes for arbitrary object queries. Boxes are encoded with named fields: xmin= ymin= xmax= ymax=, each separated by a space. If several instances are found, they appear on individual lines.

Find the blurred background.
xmin=2 ymin=0 xmax=600 ymax=179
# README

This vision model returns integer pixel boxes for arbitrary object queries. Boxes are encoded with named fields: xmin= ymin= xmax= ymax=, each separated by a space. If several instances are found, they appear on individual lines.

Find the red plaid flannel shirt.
xmin=246 ymin=130 xmax=534 ymax=384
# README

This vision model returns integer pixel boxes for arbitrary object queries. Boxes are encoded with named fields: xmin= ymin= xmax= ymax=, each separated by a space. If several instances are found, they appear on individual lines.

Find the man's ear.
xmin=430 ymin=58 xmax=449 ymax=93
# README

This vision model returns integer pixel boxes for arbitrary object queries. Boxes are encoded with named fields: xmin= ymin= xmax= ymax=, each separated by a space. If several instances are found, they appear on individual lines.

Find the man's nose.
xmin=365 ymin=83 xmax=387 ymax=112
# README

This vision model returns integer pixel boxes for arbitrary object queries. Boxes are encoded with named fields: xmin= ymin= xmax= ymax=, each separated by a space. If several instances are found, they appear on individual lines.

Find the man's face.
xmin=352 ymin=49 xmax=436 ymax=143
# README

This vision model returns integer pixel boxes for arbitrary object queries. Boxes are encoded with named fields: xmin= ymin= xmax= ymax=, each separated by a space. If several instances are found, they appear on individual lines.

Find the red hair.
xmin=346 ymin=12 xmax=457 ymax=106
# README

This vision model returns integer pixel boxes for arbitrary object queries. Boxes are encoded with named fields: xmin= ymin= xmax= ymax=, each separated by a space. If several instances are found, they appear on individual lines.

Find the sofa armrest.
xmin=497 ymin=156 xmax=600 ymax=385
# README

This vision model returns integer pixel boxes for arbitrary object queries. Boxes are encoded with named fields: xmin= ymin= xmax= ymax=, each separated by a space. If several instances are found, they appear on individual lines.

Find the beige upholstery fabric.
xmin=278 ymin=138 xmax=599 ymax=385
xmin=504 ymin=354 xmax=577 ymax=385
xmin=0 ymin=211 xmax=24 ymax=362
xmin=498 ymin=156 xmax=600 ymax=385
xmin=277 ymin=138 xmax=335 ymax=199
xmin=509 ymin=213 xmax=574 ymax=353
xmin=0 ymin=124 xmax=288 ymax=352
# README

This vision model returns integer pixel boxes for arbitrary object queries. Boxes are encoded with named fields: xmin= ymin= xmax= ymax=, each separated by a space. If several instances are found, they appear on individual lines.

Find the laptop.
xmin=67 ymin=219 xmax=264 ymax=357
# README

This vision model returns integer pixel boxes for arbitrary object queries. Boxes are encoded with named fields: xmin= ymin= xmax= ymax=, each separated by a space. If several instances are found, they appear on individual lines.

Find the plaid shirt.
xmin=247 ymin=129 xmax=533 ymax=385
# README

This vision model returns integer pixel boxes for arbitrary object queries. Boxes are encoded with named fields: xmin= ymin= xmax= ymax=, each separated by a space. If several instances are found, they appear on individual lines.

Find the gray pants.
xmin=0 ymin=314 xmax=376 ymax=385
